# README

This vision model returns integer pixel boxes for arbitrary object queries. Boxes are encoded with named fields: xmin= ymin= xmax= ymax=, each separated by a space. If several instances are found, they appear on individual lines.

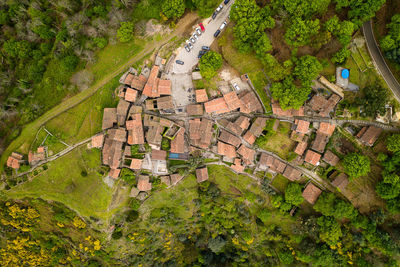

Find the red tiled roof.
xmin=102 ymin=108 xmax=117 ymax=130
xmin=283 ymin=166 xmax=302 ymax=181
xmin=249 ymin=117 xmax=267 ymax=137
xmin=102 ymin=138 xmax=124 ymax=169
xmin=142 ymin=66 xmax=160 ymax=98
xmin=323 ymin=150 xmax=340 ymax=166
xmin=217 ymin=141 xmax=236 ymax=159
xmin=235 ymin=116 xmax=251 ymax=131
xmin=259 ymin=153 xmax=274 ymax=168
xmin=170 ymin=128 xmax=185 ymax=154
xmin=237 ymin=145 xmax=255 ymax=165
xmin=151 ymin=149 xmax=167 ymax=161
xmin=296 ymin=120 xmax=310 ymax=134
xmin=109 ymin=168 xmax=121 ymax=179
xmin=124 ymin=73 xmax=134 ymax=85
xmin=223 ymin=91 xmax=242 ymax=111
xmin=170 ymin=173 xmax=183 ymax=185
xmin=158 ymin=79 xmax=172 ymax=95
xmin=7 ymin=155 xmax=20 ymax=169
xmin=219 ymin=130 xmax=241 ymax=147
xmin=137 ymin=175 xmax=152 ymax=191
xmin=231 ymin=158 xmax=245 ymax=173
xmin=196 ymin=167 xmax=209 ymax=183
xmin=359 ymin=126 xmax=382 ymax=146
xmin=125 ymin=88 xmax=138 ymax=102
xmin=130 ymin=159 xmax=143 ymax=170
xmin=311 ymin=133 xmax=329 ymax=153
xmin=195 ymin=89 xmax=208 ymax=103
xmin=127 ymin=114 xmax=144 ymax=145
xmin=318 ymin=122 xmax=336 ymax=136
xmin=302 ymin=183 xmax=322 ymax=204
xmin=130 ymin=75 xmax=147 ymax=91
xmin=270 ymin=158 xmax=287 ymax=173
xmin=294 ymin=141 xmax=307 ymax=156
xmin=186 ymin=104 xmax=204 ymax=116
xmin=198 ymin=119 xmax=214 ymax=148
xmin=189 ymin=119 xmax=201 ymax=141
xmin=305 ymin=150 xmax=321 ymax=166
xmin=91 ymin=134 xmax=104 ymax=148
xmin=239 ymin=90 xmax=262 ymax=113
xmin=204 ymin=97 xmax=230 ymax=114
xmin=243 ymin=131 xmax=256 ymax=145
xmin=108 ymin=128 xmax=127 ymax=143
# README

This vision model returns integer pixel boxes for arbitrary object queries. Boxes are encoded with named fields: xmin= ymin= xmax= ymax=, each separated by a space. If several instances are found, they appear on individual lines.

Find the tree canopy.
xmin=343 ymin=153 xmax=371 ymax=178
xmin=162 ymin=0 xmax=185 ymax=19
xmin=356 ymin=85 xmax=389 ymax=118
xmin=284 ymin=183 xmax=304 ymax=206
xmin=199 ymin=51 xmax=223 ymax=80
xmin=386 ymin=134 xmax=400 ymax=153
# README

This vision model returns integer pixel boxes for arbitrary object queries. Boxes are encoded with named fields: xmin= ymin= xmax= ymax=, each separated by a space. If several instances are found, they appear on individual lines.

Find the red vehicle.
xmin=199 ymin=23 xmax=205 ymax=32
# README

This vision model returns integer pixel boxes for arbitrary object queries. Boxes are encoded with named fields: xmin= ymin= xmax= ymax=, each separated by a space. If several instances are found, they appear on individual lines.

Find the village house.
xmin=356 ymin=126 xmax=382 ymax=146
xmin=117 ymin=99 xmax=130 ymax=126
xmin=220 ymin=115 xmax=251 ymax=136
xmin=219 ymin=130 xmax=241 ymax=147
xmin=231 ymin=158 xmax=245 ymax=173
xmin=217 ymin=141 xmax=237 ymax=159
xmin=302 ymin=183 xmax=322 ymax=204
xmin=124 ymin=88 xmax=139 ymax=103
xmin=170 ymin=173 xmax=183 ymax=185
xmin=242 ymin=117 xmax=267 ymax=145
xmin=239 ymin=90 xmax=263 ymax=114
xmin=332 ymin=173 xmax=349 ymax=191
xmin=151 ymin=149 xmax=168 ymax=175
xmin=322 ymin=150 xmax=340 ymax=166
xmin=137 ymin=175 xmax=152 ymax=191
xmin=195 ymin=89 xmax=209 ymax=103
xmin=7 ymin=152 xmax=23 ymax=169
xmin=142 ymin=66 xmax=172 ymax=98
xmin=126 ymin=113 xmax=145 ymax=145
xmin=312 ymin=122 xmax=336 ymax=153
xmin=294 ymin=141 xmax=308 ymax=156
xmin=271 ymin=100 xmax=305 ymax=117
xmin=186 ymin=104 xmax=204 ymax=116
xmin=295 ymin=120 xmax=310 ymax=134
xmin=170 ymin=128 xmax=186 ymax=154
xmin=102 ymin=128 xmax=126 ymax=170
xmin=102 ymin=108 xmax=117 ymax=130
xmin=223 ymin=91 xmax=243 ymax=111
xmin=28 ymin=146 xmax=46 ymax=166
xmin=189 ymin=118 xmax=214 ymax=148
xmin=308 ymin=93 xmax=341 ymax=117
xmin=91 ymin=134 xmax=104 ymax=148
xmin=204 ymin=97 xmax=230 ymax=114
xmin=109 ymin=168 xmax=121 ymax=179
xmin=283 ymin=166 xmax=302 ymax=181
xmin=304 ymin=150 xmax=321 ymax=166
xmin=196 ymin=167 xmax=209 ymax=183
xmin=130 ymin=158 xmax=143 ymax=170
xmin=237 ymin=145 xmax=256 ymax=165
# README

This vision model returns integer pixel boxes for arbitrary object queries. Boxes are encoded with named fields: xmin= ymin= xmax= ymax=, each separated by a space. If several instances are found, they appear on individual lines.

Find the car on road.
xmin=193 ymin=33 xmax=199 ymax=41
xmin=186 ymin=40 xmax=194 ymax=49
xmin=224 ymin=0 xmax=231 ymax=4
xmin=195 ymin=27 xmax=202 ymax=35
xmin=176 ymin=60 xmax=184 ymax=65
xmin=220 ymin=21 xmax=227 ymax=31
xmin=189 ymin=36 xmax=196 ymax=43
xmin=216 ymin=4 xmax=223 ymax=13
xmin=198 ymin=50 xmax=207 ymax=58
xmin=212 ymin=11 xmax=217 ymax=19
xmin=232 ymin=83 xmax=240 ymax=91
xmin=202 ymin=46 xmax=210 ymax=51
xmin=199 ymin=23 xmax=205 ymax=32
xmin=214 ymin=29 xmax=221 ymax=37
xmin=185 ymin=45 xmax=190 ymax=52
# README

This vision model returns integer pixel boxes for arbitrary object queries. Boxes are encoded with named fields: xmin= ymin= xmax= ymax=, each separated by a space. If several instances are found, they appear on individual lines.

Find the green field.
xmin=5 ymin=147 xmax=115 ymax=221
xmin=270 ymin=174 xmax=289 ymax=192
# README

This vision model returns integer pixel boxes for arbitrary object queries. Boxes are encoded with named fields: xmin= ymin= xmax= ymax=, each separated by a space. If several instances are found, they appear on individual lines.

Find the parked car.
xmin=185 ymin=45 xmax=190 ymax=52
xmin=176 ymin=60 xmax=184 ymax=65
xmin=189 ymin=36 xmax=196 ymax=44
xmin=233 ymin=83 xmax=240 ymax=91
xmin=216 ymin=4 xmax=223 ymax=13
xmin=212 ymin=11 xmax=217 ymax=19
xmin=198 ymin=50 xmax=207 ymax=58
xmin=214 ymin=29 xmax=221 ymax=37
xmin=224 ymin=0 xmax=231 ymax=4
xmin=220 ymin=21 xmax=227 ymax=31
xmin=188 ymin=42 xmax=193 ymax=49
xmin=195 ymin=27 xmax=202 ymax=35
xmin=199 ymin=23 xmax=205 ymax=32
xmin=201 ymin=46 xmax=210 ymax=51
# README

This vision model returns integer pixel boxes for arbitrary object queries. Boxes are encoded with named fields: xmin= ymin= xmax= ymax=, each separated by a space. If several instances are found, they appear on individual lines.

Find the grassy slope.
xmin=218 ymin=27 xmax=271 ymax=111
xmin=258 ymin=122 xmax=296 ymax=160
xmin=5 ymin=147 xmax=114 ymax=220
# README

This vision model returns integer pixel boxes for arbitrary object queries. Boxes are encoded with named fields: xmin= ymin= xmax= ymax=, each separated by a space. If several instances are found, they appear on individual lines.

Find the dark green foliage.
xmin=284 ymin=183 xmax=303 ymax=206
xmin=314 ymin=192 xmax=358 ymax=220
xmin=199 ymin=51 xmax=223 ymax=80
xmin=343 ymin=153 xmax=370 ymax=178
xmin=270 ymin=76 xmax=310 ymax=110
xmin=112 ymin=230 xmax=123 ymax=239
xmin=81 ymin=170 xmax=88 ymax=177
xmin=356 ymin=85 xmax=389 ymax=118
xmin=331 ymin=47 xmax=351 ymax=64
xmin=386 ymin=134 xmax=400 ymax=153
xmin=162 ymin=0 xmax=185 ymax=19
xmin=161 ymin=138 xmax=171 ymax=151
xmin=117 ymin=21 xmax=135 ymax=43
xmin=284 ymin=18 xmax=320 ymax=47
xmin=190 ymin=0 xmax=220 ymax=18
xmin=317 ymin=216 xmax=342 ymax=246
xmin=126 ymin=210 xmax=139 ymax=222
xmin=293 ymin=56 xmax=323 ymax=87
xmin=348 ymin=0 xmax=386 ymax=27
xmin=130 ymin=198 xmax=141 ymax=211
xmin=120 ymin=168 xmax=136 ymax=185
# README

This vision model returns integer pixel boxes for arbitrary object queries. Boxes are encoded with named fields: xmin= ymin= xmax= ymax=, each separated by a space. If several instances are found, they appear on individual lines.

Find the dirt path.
xmin=0 ymin=13 xmax=199 ymax=172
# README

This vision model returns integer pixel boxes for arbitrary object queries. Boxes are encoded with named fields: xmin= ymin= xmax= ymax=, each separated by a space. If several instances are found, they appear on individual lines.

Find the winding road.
xmin=363 ymin=20 xmax=400 ymax=102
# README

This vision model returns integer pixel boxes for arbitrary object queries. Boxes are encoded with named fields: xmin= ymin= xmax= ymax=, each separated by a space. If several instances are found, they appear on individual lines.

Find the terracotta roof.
xmin=249 ymin=117 xmax=267 ymax=137
xmin=124 ymin=146 xmax=131 ymax=156
xmin=189 ymin=119 xmax=201 ymax=141
xmin=358 ymin=126 xmax=382 ymax=146
xmin=117 ymin=100 xmax=130 ymax=125
xmin=204 ymin=97 xmax=230 ymax=114
xmin=91 ymin=134 xmax=104 ymax=148
xmin=217 ymin=141 xmax=236 ymax=159
xmin=223 ymin=91 xmax=242 ymax=111
xmin=309 ymin=95 xmax=328 ymax=112
xmin=290 ymin=131 xmax=305 ymax=142
xmin=146 ymin=125 xmax=163 ymax=146
xmin=170 ymin=128 xmax=185 ymax=154
xmin=130 ymin=75 xmax=147 ymax=91
xmin=320 ymin=94 xmax=341 ymax=117
xmin=243 ymin=131 xmax=256 ymax=145
xmin=226 ymin=122 xmax=244 ymax=136
xmin=102 ymin=138 xmax=124 ymax=169
xmin=161 ymin=175 xmax=171 ymax=186
xmin=259 ymin=153 xmax=274 ymax=168
xmin=142 ymin=66 xmax=160 ymax=98
xmin=323 ymin=150 xmax=340 ymax=166
xmin=102 ymin=108 xmax=117 ymax=130
xmin=124 ymin=73 xmax=134 ymax=85
xmin=7 ymin=155 xmax=20 ymax=169
xmin=311 ymin=133 xmax=329 ymax=153
xmin=28 ymin=147 xmax=46 ymax=165
xmin=239 ymin=90 xmax=262 ymax=113
xmin=109 ymin=168 xmax=121 ymax=179
xmin=270 ymin=158 xmax=287 ymax=173
xmin=128 ymin=105 xmax=143 ymax=116
xmin=108 ymin=128 xmax=127 ymax=143
xmin=219 ymin=130 xmax=241 ymax=147
xmin=137 ymin=175 xmax=152 ymax=191
xmin=332 ymin=173 xmax=349 ymax=191
xmin=157 ymin=96 xmax=174 ymax=110
xmin=318 ymin=122 xmax=336 ymax=136
xmin=170 ymin=173 xmax=183 ymax=185
xmin=237 ymin=145 xmax=255 ymax=165
xmin=356 ymin=126 xmax=368 ymax=138
xmin=231 ymin=158 xmax=245 ymax=173
xmin=125 ymin=88 xmax=138 ymax=102
xmin=305 ymin=150 xmax=321 ymax=166
xmin=235 ymin=116 xmax=251 ymax=131
xmin=302 ymin=183 xmax=322 ymax=204
xmin=198 ymin=119 xmax=213 ymax=148
xmin=294 ymin=141 xmax=308 ymax=156
xmin=283 ymin=166 xmax=302 ymax=181
xmin=196 ymin=167 xmax=209 ymax=183
xmin=195 ymin=89 xmax=208 ymax=103
xmin=186 ymin=104 xmax=204 ymax=116
xmin=37 ymin=147 xmax=45 ymax=154
xmin=130 ymin=159 xmax=143 ymax=170
xmin=296 ymin=120 xmax=310 ymax=134
xmin=158 ymin=79 xmax=172 ymax=95
xmin=151 ymin=149 xmax=167 ymax=161
xmin=271 ymin=101 xmax=304 ymax=117
xmin=127 ymin=114 xmax=144 ymax=145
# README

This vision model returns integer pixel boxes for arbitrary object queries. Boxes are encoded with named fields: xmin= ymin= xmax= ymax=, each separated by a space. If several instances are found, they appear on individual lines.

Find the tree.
xmin=192 ymin=0 xmax=220 ymax=18
xmin=331 ymin=47 xmax=351 ymax=64
xmin=317 ymin=216 xmax=342 ymax=246
xmin=315 ymin=192 xmax=358 ymax=220
xmin=162 ymin=0 xmax=185 ymax=19
xmin=293 ymin=55 xmax=323 ymax=86
xmin=343 ymin=153 xmax=370 ymax=178
xmin=348 ymin=0 xmax=386 ymax=27
xmin=117 ymin=21 xmax=135 ymax=42
xmin=270 ymin=76 xmax=311 ymax=110
xmin=284 ymin=183 xmax=303 ymax=206
xmin=357 ymin=84 xmax=389 ymax=118
xmin=208 ymin=236 xmax=226 ymax=254
xmin=285 ymin=17 xmax=320 ymax=47
xmin=381 ymin=35 xmax=396 ymax=52
xmin=199 ymin=51 xmax=223 ymax=80
xmin=386 ymin=134 xmax=400 ymax=153
xmin=254 ymin=33 xmax=272 ymax=58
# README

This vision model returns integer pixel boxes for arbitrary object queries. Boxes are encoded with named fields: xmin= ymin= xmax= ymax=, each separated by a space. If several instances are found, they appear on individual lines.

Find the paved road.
xmin=363 ymin=20 xmax=400 ymax=102
xmin=172 ymin=1 xmax=234 ymax=74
